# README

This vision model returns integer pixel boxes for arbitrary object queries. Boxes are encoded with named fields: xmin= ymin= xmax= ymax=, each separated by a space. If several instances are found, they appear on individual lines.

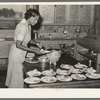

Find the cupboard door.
xmin=94 ymin=5 xmax=100 ymax=35
xmin=68 ymin=5 xmax=80 ymax=24
xmin=39 ymin=5 xmax=55 ymax=24
xmin=54 ymin=5 xmax=66 ymax=23
xmin=80 ymin=5 xmax=92 ymax=25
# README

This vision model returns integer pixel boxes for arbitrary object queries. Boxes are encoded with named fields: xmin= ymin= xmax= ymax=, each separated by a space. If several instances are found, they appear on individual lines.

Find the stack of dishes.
xmin=41 ymin=69 xmax=57 ymax=83
xmin=24 ymin=69 xmax=41 ymax=84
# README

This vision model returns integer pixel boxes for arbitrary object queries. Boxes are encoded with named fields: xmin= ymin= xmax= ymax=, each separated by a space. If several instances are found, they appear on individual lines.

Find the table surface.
xmin=23 ymin=53 xmax=100 ymax=88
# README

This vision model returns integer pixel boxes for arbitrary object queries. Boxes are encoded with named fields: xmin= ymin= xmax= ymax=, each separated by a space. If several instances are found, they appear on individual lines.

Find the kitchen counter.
xmin=77 ymin=38 xmax=100 ymax=53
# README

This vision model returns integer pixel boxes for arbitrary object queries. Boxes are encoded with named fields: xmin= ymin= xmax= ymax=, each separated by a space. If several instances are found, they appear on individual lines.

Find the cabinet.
xmin=77 ymin=38 xmax=100 ymax=73
xmin=39 ymin=5 xmax=93 ymax=25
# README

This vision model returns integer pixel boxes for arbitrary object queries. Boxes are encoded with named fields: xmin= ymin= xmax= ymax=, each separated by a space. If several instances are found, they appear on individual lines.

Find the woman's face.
xmin=29 ymin=16 xmax=39 ymax=26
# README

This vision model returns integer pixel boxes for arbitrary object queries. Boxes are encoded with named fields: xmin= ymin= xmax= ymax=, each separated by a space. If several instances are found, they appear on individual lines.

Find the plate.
xmin=57 ymin=75 xmax=72 ymax=82
xmin=25 ymin=58 xmax=39 ymax=63
xmin=42 ymin=69 xmax=56 ymax=76
xmin=83 ymin=67 xmax=96 ymax=73
xmin=41 ymin=76 xmax=57 ymax=83
xmin=69 ymin=68 xmax=83 ymax=74
xmin=26 ymin=53 xmax=35 ymax=58
xmin=56 ymin=68 xmax=71 ymax=75
xmin=74 ymin=63 xmax=88 ymax=69
xmin=60 ymin=64 xmax=73 ymax=69
xmin=24 ymin=77 xmax=41 ymax=84
xmin=71 ymin=74 xmax=86 ymax=80
xmin=27 ymin=69 xmax=41 ymax=77
xmin=85 ymin=73 xmax=100 ymax=79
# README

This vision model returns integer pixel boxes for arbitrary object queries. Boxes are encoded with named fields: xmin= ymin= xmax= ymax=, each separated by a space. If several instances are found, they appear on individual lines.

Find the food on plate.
xmin=42 ymin=69 xmax=56 ymax=76
xmin=69 ymin=67 xmax=83 ymax=74
xmin=56 ymin=75 xmax=72 ymax=82
xmin=41 ymin=76 xmax=57 ymax=83
xmin=85 ymin=73 xmax=100 ymax=79
xmin=27 ymin=69 xmax=41 ymax=76
xmin=71 ymin=74 xmax=86 ymax=80
xmin=25 ymin=57 xmax=39 ymax=63
xmin=24 ymin=77 xmax=41 ymax=84
xmin=56 ymin=68 xmax=71 ymax=75
xmin=26 ymin=53 xmax=35 ymax=58
xmin=60 ymin=64 xmax=73 ymax=69
xmin=83 ymin=67 xmax=96 ymax=73
xmin=74 ymin=63 xmax=88 ymax=69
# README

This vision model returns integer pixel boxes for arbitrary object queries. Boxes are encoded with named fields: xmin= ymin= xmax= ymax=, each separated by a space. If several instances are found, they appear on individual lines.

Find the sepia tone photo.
xmin=0 ymin=3 xmax=100 ymax=90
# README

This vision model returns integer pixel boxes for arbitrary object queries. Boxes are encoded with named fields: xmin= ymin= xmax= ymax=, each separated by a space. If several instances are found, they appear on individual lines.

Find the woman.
xmin=5 ymin=9 xmax=42 ymax=88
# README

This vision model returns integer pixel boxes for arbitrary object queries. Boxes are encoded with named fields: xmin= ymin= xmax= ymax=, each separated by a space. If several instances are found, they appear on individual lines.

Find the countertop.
xmin=77 ymin=38 xmax=100 ymax=53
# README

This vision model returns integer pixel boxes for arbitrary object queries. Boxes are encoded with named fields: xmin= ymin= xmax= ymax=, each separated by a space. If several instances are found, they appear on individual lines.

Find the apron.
xmin=5 ymin=19 xmax=31 ymax=88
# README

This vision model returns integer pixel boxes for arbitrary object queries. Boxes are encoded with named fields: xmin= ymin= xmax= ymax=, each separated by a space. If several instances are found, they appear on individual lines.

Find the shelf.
xmin=78 ymin=50 xmax=97 ymax=61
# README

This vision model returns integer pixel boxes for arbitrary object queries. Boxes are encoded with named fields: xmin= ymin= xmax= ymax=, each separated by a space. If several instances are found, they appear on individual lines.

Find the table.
xmin=77 ymin=38 xmax=100 ymax=73
xmin=23 ymin=53 xmax=100 ymax=88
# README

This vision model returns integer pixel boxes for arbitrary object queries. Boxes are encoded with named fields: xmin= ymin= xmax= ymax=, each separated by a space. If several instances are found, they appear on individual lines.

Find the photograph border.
xmin=0 ymin=0 xmax=100 ymax=99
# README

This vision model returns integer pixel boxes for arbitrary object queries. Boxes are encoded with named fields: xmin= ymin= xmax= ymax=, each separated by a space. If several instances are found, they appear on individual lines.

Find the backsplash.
xmin=38 ymin=25 xmax=90 ymax=38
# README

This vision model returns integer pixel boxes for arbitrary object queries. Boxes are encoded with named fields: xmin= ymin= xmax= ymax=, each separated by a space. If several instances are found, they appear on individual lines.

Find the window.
xmin=0 ymin=5 xmax=26 ymax=29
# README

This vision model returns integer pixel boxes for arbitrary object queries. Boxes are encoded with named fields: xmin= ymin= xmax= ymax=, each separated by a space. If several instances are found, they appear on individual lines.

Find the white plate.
xmin=71 ymin=74 xmax=86 ymax=80
xmin=41 ymin=76 xmax=57 ymax=83
xmin=57 ymin=75 xmax=72 ymax=82
xmin=27 ymin=69 xmax=41 ymax=77
xmin=42 ymin=69 xmax=56 ymax=76
xmin=56 ymin=68 xmax=71 ymax=75
xmin=85 ymin=73 xmax=100 ymax=79
xmin=84 ymin=67 xmax=96 ymax=73
xmin=25 ymin=58 xmax=39 ymax=63
xmin=26 ymin=53 xmax=35 ymax=58
xmin=60 ymin=64 xmax=73 ymax=69
xmin=69 ymin=68 xmax=83 ymax=74
xmin=74 ymin=63 xmax=88 ymax=69
xmin=24 ymin=77 xmax=41 ymax=84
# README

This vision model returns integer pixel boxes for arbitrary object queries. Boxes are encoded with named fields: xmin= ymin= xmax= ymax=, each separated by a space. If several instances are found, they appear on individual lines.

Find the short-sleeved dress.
xmin=5 ymin=19 xmax=31 ymax=88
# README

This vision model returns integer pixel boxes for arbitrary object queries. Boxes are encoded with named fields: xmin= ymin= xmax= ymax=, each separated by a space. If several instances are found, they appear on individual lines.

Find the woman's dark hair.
xmin=25 ymin=8 xmax=40 ymax=20
xmin=24 ymin=8 xmax=43 ymax=30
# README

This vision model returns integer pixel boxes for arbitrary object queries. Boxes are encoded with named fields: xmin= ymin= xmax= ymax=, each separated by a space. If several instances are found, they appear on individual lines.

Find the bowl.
xmin=46 ymin=50 xmax=61 ymax=64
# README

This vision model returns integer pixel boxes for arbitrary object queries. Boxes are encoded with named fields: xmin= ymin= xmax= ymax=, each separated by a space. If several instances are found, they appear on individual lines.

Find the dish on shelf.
xmin=83 ymin=67 xmax=96 ymax=73
xmin=27 ymin=69 xmax=41 ymax=77
xmin=60 ymin=64 xmax=73 ymax=69
xmin=69 ymin=68 xmax=83 ymax=74
xmin=24 ymin=77 xmax=41 ymax=84
xmin=24 ymin=58 xmax=39 ymax=63
xmin=85 ymin=73 xmax=100 ymax=79
xmin=56 ymin=75 xmax=72 ymax=82
xmin=56 ymin=68 xmax=71 ymax=75
xmin=74 ymin=63 xmax=88 ymax=69
xmin=71 ymin=74 xmax=86 ymax=80
xmin=41 ymin=76 xmax=57 ymax=83
xmin=42 ymin=69 xmax=56 ymax=76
